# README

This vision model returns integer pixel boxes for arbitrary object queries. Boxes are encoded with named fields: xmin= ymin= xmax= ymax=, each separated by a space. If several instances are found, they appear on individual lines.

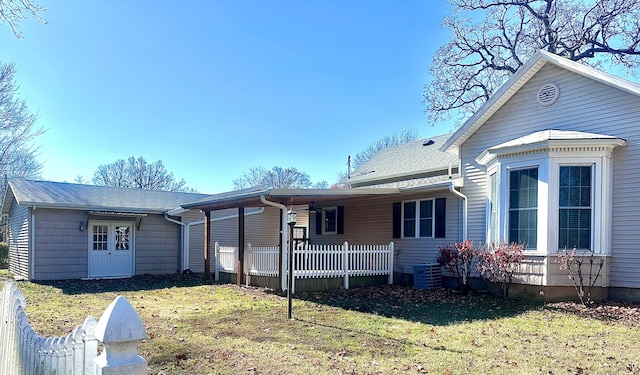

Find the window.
xmin=558 ymin=166 xmax=592 ymax=250
xmin=403 ymin=199 xmax=434 ymax=238
xmin=509 ymin=168 xmax=538 ymax=249
xmin=92 ymin=225 xmax=108 ymax=250
xmin=324 ymin=208 xmax=337 ymax=234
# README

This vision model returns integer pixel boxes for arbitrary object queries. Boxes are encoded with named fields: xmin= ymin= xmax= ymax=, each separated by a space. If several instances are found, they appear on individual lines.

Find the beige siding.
xmin=185 ymin=207 xmax=283 ymax=273
xmin=8 ymin=201 xmax=29 ymax=280
xmin=459 ymin=63 xmax=640 ymax=288
xmin=309 ymin=192 xmax=463 ymax=274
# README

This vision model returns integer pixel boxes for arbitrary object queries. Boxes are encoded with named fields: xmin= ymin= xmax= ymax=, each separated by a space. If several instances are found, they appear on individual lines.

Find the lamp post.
xmin=287 ymin=207 xmax=296 ymax=320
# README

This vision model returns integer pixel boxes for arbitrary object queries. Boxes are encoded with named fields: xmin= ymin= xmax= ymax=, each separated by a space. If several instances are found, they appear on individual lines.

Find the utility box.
xmin=413 ymin=264 xmax=442 ymax=289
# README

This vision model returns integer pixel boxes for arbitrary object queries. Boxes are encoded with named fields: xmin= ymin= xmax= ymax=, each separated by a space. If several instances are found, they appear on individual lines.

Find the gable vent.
xmin=537 ymin=83 xmax=559 ymax=106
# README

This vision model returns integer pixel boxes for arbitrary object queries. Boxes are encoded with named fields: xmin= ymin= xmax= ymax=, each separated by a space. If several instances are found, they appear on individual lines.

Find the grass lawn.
xmin=4 ymin=271 xmax=640 ymax=375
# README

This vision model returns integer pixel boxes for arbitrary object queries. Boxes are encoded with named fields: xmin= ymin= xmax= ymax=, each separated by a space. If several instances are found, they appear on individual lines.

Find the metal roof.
xmin=345 ymin=134 xmax=458 ymax=187
xmin=1 ymin=179 xmax=212 ymax=215
xmin=181 ymin=187 xmax=402 ymax=211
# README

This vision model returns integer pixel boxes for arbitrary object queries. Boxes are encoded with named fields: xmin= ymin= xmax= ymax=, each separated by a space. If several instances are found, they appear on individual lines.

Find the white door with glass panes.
xmin=88 ymin=221 xmax=134 ymax=278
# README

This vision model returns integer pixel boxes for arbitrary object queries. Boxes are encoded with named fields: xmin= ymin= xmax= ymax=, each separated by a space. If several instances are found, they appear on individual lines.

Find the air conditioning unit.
xmin=413 ymin=263 xmax=442 ymax=289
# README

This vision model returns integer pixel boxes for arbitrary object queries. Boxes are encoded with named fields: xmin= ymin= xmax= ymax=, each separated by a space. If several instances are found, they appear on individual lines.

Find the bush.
xmin=555 ymin=247 xmax=604 ymax=305
xmin=477 ymin=242 xmax=525 ymax=299
xmin=437 ymin=240 xmax=481 ymax=295
xmin=0 ymin=242 xmax=8 ymax=269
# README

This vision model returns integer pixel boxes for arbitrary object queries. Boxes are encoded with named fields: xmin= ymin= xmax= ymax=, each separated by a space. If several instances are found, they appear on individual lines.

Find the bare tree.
xmin=0 ymin=0 xmax=47 ymax=38
xmin=233 ymin=166 xmax=326 ymax=190
xmin=425 ymin=0 xmax=640 ymax=123
xmin=0 ymin=63 xmax=44 ymax=181
xmin=92 ymin=157 xmax=194 ymax=192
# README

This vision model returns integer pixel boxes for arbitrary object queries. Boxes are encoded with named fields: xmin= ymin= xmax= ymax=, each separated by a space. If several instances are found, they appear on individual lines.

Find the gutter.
xmin=164 ymin=208 xmax=265 ymax=272
xmin=259 ymin=195 xmax=288 ymax=291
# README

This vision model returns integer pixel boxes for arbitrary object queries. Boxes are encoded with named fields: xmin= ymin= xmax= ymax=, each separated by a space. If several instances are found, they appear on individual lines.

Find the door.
xmin=88 ymin=221 xmax=134 ymax=278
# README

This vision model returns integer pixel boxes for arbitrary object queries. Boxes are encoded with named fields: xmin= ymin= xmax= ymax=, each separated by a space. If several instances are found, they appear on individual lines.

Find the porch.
xmin=213 ymin=241 xmax=394 ymax=293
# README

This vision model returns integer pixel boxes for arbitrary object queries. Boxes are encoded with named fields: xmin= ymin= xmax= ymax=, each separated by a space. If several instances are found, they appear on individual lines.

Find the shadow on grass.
xmin=295 ymin=284 xmax=543 ymax=327
xmin=32 ymin=273 xmax=214 ymax=295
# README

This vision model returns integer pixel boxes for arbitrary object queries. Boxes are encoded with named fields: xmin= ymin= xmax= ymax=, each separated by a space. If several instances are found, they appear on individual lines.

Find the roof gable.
xmin=442 ymin=50 xmax=640 ymax=151
xmin=1 ymin=179 xmax=211 ymax=215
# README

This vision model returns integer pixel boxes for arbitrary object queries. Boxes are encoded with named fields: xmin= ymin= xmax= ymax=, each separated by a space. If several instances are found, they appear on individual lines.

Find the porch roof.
xmin=180 ymin=186 xmax=403 ymax=211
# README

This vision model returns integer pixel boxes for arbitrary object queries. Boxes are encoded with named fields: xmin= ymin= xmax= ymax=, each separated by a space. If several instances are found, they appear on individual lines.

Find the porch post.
xmin=238 ymin=206 xmax=245 ymax=286
xmin=204 ymin=210 xmax=211 ymax=280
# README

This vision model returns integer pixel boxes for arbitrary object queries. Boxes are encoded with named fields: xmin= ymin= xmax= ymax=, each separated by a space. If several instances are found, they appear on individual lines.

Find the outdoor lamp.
xmin=287 ymin=207 xmax=297 ymax=225
xmin=287 ymin=206 xmax=296 ymax=320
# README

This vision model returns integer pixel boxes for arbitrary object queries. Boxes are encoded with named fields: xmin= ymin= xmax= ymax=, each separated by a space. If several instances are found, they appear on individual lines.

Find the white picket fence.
xmin=0 ymin=281 xmax=147 ymax=375
xmin=214 ymin=241 xmax=395 ymax=291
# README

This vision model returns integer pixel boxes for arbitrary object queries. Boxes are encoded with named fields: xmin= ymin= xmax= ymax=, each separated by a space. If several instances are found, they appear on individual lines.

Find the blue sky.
xmin=1 ymin=1 xmax=454 ymax=193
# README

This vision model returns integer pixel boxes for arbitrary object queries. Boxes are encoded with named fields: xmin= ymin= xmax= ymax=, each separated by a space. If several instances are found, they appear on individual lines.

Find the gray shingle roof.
xmin=346 ymin=133 xmax=458 ymax=187
xmin=2 ymin=179 xmax=212 ymax=215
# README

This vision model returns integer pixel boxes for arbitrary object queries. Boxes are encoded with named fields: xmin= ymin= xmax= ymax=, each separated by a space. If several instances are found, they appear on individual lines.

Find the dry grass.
xmin=4 ymin=272 xmax=640 ymax=375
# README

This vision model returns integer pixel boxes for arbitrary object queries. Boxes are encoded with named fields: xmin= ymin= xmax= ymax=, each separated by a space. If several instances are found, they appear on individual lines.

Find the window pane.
xmin=419 ymin=200 xmax=433 ymax=237
xmin=403 ymin=202 xmax=416 ymax=237
xmin=558 ymin=166 xmax=592 ymax=250
xmin=325 ymin=210 xmax=336 ymax=233
xmin=115 ymin=226 xmax=130 ymax=250
xmin=404 ymin=202 xmax=415 ymax=219
xmin=92 ymin=225 xmax=108 ymax=251
xmin=509 ymin=168 xmax=538 ymax=249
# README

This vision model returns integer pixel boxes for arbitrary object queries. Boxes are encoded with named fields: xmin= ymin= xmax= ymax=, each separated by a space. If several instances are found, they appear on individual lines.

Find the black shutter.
xmin=435 ymin=198 xmax=446 ymax=238
xmin=392 ymin=202 xmax=401 ymax=239
xmin=337 ymin=206 xmax=344 ymax=235
xmin=315 ymin=211 xmax=322 ymax=235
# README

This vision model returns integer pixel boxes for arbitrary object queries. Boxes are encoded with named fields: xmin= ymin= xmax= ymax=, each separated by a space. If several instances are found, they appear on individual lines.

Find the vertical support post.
xmin=204 ymin=210 xmax=211 ymax=280
xmin=278 ymin=209 xmax=284 ymax=291
xmin=287 ymin=221 xmax=294 ymax=319
xmin=343 ymin=241 xmax=349 ymax=289
xmin=238 ymin=206 xmax=245 ymax=286
xmin=388 ymin=241 xmax=395 ymax=285
xmin=94 ymin=296 xmax=147 ymax=374
xmin=214 ymin=242 xmax=220 ymax=281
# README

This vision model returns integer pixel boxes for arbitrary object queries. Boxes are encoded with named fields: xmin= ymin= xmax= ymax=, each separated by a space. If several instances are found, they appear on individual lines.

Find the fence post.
xmin=214 ymin=242 xmax=220 ymax=281
xmin=94 ymin=296 xmax=148 ymax=375
xmin=343 ymin=241 xmax=349 ymax=289
xmin=388 ymin=241 xmax=395 ymax=285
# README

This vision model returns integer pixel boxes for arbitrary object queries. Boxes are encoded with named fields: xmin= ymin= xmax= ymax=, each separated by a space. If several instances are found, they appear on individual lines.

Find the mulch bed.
xmin=547 ymin=301 xmax=640 ymax=326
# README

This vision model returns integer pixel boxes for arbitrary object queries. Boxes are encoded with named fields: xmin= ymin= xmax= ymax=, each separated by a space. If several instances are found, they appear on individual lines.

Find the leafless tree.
xmin=0 ymin=0 xmax=47 ymax=38
xmin=233 ymin=166 xmax=326 ymax=190
xmin=92 ymin=156 xmax=194 ymax=192
xmin=350 ymin=127 xmax=420 ymax=171
xmin=425 ymin=0 xmax=640 ymax=123
xmin=0 ymin=63 xmax=44 ymax=182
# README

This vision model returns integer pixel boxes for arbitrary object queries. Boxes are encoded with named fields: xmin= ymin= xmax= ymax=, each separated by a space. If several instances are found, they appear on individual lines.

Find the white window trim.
xmin=548 ymin=156 xmax=610 ymax=254
xmin=485 ymin=166 xmax=499 ymax=247
xmin=322 ymin=207 xmax=337 ymax=235
xmin=401 ymin=198 xmax=435 ymax=239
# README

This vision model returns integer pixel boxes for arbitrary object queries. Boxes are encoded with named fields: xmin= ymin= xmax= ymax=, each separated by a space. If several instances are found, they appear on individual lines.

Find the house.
xmin=0 ymin=179 xmax=300 ymax=280
xmin=181 ymin=50 xmax=640 ymax=302
xmin=441 ymin=50 xmax=638 ymax=301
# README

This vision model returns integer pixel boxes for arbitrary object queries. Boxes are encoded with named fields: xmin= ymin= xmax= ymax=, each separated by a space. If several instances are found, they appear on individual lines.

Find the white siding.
xmin=8 ymin=201 xmax=29 ymax=280
xmin=309 ymin=192 xmax=462 ymax=274
xmin=459 ymin=64 xmax=640 ymax=288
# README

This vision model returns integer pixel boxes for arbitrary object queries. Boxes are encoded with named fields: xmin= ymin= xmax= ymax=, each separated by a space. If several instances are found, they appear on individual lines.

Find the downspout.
xmin=163 ymin=214 xmax=187 ymax=272
xmin=259 ymin=195 xmax=287 ymax=291
xmin=30 ymin=206 xmax=36 ymax=280
xmin=448 ymin=182 xmax=467 ymax=240
xmin=164 ymin=208 xmax=266 ymax=272
xmin=448 ymin=181 xmax=468 ymax=285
